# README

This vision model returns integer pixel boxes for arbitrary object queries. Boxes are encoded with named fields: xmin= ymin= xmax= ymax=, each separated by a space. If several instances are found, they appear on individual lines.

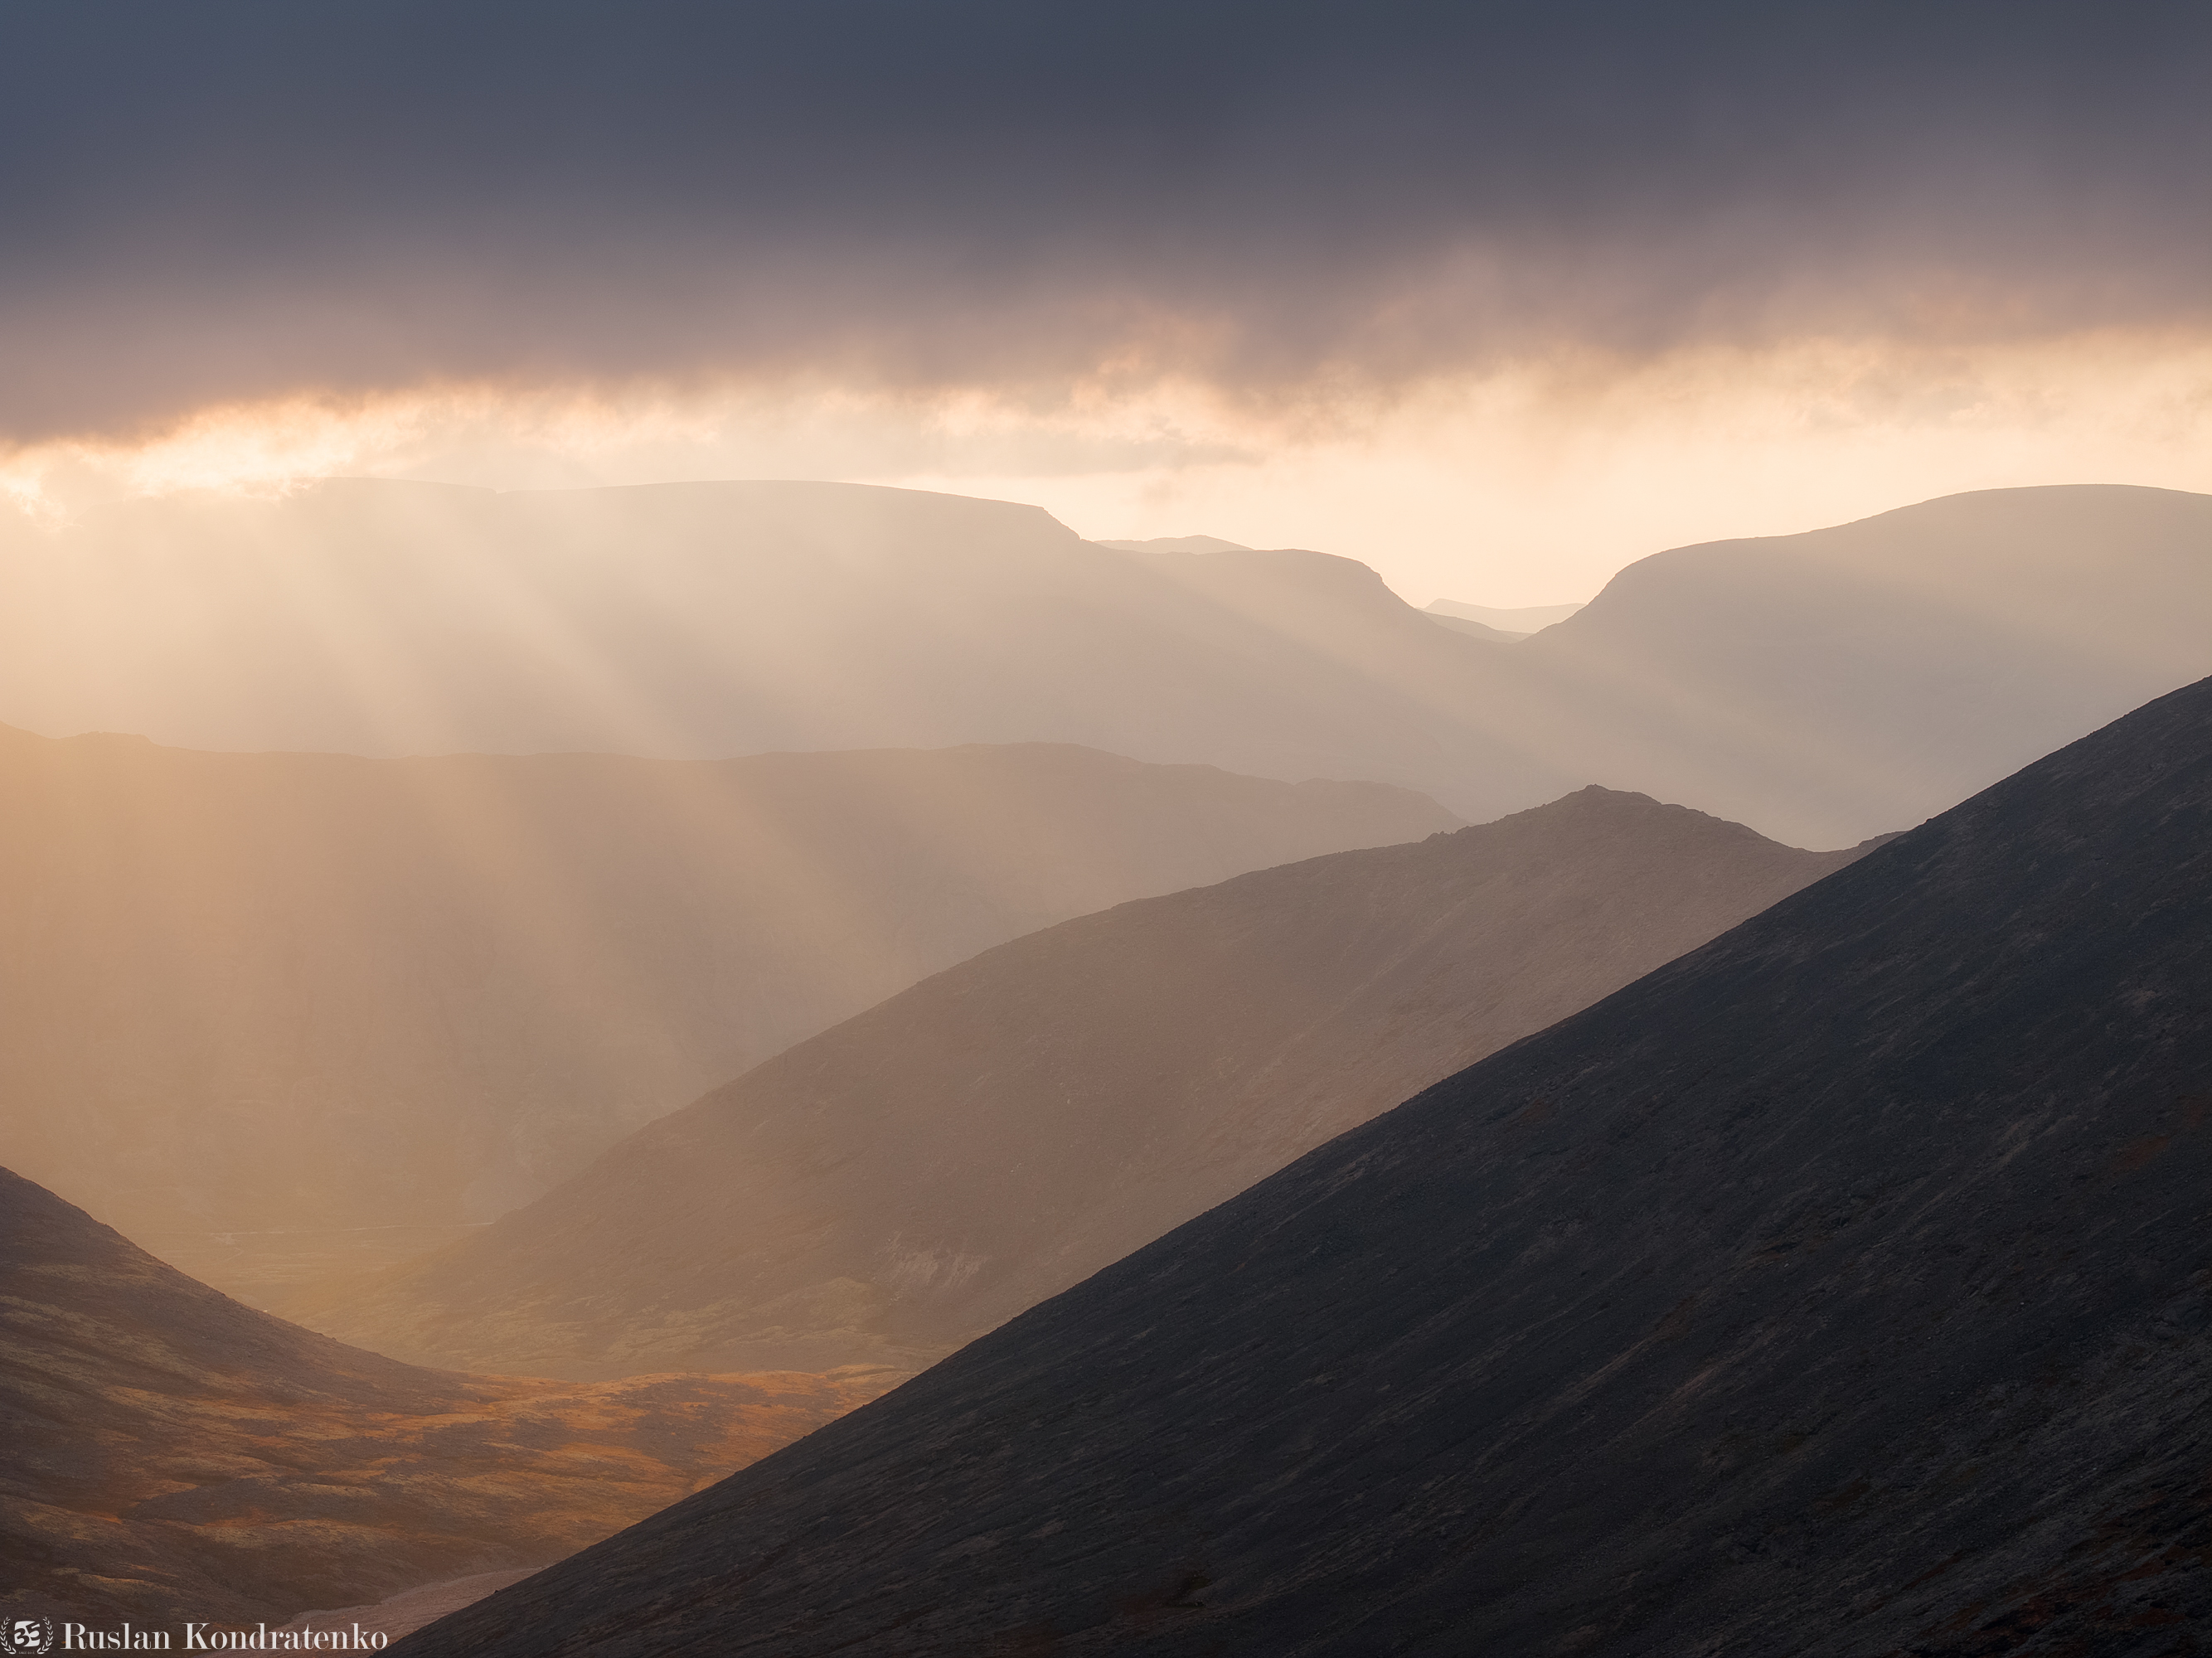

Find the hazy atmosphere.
xmin=3 ymin=5 xmax=2210 ymax=1653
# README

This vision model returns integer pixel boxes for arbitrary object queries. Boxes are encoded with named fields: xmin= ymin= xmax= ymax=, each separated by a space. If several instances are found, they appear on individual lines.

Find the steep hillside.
xmin=298 ymin=788 xmax=1875 ymax=1379
xmin=0 ymin=1167 xmax=894 ymax=1636
xmin=0 ymin=728 xmax=1451 ymax=1299
xmin=3 ymin=479 xmax=2204 ymax=843
xmin=401 ymin=679 xmax=2212 ymax=1658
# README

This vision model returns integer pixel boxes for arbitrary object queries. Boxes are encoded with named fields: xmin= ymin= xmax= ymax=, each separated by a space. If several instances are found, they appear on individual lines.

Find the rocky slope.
xmin=296 ymin=788 xmax=1877 ymax=1379
xmin=0 ymin=1167 xmax=895 ymax=1635
xmin=0 ymin=728 xmax=1449 ymax=1300
xmin=400 ymin=677 xmax=2212 ymax=1657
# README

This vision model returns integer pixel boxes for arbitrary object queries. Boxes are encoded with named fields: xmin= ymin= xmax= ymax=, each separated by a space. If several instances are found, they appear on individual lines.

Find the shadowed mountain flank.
xmin=3 ymin=479 xmax=2205 ymax=845
xmin=399 ymin=677 xmax=2212 ymax=1658
xmin=296 ymin=788 xmax=1875 ymax=1380
xmin=0 ymin=1167 xmax=895 ymax=1636
xmin=0 ymin=727 xmax=1451 ymax=1301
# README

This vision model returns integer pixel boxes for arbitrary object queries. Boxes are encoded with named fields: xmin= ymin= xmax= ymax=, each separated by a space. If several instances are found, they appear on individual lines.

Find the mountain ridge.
xmin=6 ymin=479 xmax=2205 ymax=845
xmin=293 ymin=784 xmax=1879 ymax=1379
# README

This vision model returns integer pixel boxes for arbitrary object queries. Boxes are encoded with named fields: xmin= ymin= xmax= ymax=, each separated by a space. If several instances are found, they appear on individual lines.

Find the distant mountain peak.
xmin=1424 ymin=597 xmax=1587 ymax=633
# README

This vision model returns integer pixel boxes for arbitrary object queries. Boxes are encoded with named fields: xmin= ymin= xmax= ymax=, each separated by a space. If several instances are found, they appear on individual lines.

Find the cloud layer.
xmin=4 ymin=1 xmax=2207 ymax=439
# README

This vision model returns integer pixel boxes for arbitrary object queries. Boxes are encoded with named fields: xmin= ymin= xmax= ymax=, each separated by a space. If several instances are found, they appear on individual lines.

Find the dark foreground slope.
xmin=0 ymin=1169 xmax=894 ymax=1634
xmin=403 ymin=679 xmax=2212 ymax=1658
xmin=300 ymin=789 xmax=1872 ymax=1379
xmin=0 ymin=727 xmax=1448 ymax=1299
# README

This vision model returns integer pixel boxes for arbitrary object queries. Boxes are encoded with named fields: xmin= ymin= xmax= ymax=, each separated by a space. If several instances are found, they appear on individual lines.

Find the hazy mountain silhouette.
xmin=1423 ymin=610 xmax=1531 ymax=642
xmin=0 ymin=1166 xmax=897 ymax=1637
xmin=0 ymin=726 xmax=1450 ymax=1301
xmin=1423 ymin=598 xmax=1585 ymax=635
xmin=399 ymin=676 xmax=2212 ymax=1658
xmin=3 ymin=480 xmax=2203 ymax=844
xmin=1092 ymin=535 xmax=1253 ymax=554
xmin=298 ymin=789 xmax=1880 ymax=1379
xmin=1509 ymin=484 xmax=2212 ymax=844
xmin=0 ymin=479 xmax=1564 ymax=827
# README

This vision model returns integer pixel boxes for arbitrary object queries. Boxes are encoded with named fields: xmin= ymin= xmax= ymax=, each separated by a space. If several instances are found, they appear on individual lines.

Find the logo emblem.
xmin=0 ymin=1616 xmax=54 ymax=1657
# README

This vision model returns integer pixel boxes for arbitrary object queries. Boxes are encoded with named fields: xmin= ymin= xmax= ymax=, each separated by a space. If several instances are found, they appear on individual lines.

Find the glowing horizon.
xmin=6 ymin=324 xmax=2208 ymax=609
xmin=4 ymin=4 xmax=2206 ymax=605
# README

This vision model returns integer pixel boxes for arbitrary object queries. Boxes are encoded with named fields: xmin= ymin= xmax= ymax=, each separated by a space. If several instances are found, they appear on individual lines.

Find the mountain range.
xmin=0 ymin=727 xmax=1448 ymax=1300
xmin=4 ymin=481 xmax=2204 ymax=845
xmin=398 ymin=675 xmax=2212 ymax=1657
xmin=293 ymin=788 xmax=1880 ymax=1379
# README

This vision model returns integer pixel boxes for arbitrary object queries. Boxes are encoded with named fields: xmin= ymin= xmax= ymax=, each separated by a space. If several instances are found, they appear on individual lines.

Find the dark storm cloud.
xmin=2 ymin=0 xmax=2206 ymax=439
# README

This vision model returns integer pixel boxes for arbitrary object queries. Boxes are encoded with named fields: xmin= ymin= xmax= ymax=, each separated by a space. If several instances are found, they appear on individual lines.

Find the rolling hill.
xmin=294 ymin=788 xmax=1880 ymax=1379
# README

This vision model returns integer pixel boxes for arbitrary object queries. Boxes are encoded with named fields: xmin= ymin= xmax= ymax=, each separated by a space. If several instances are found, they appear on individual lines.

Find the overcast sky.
xmin=5 ymin=1 xmax=2208 ymax=600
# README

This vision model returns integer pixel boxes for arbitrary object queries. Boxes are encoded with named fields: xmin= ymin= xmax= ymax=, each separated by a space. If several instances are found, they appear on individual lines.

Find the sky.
xmin=3 ymin=1 xmax=2208 ymax=604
